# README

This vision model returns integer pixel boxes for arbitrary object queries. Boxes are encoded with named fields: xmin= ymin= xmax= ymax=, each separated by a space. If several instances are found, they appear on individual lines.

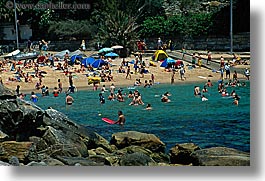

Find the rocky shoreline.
xmin=0 ymin=84 xmax=250 ymax=166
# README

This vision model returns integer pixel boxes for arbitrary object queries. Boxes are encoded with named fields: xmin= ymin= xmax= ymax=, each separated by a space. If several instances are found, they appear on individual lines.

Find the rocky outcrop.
xmin=110 ymin=131 xmax=166 ymax=153
xmin=190 ymin=147 xmax=250 ymax=166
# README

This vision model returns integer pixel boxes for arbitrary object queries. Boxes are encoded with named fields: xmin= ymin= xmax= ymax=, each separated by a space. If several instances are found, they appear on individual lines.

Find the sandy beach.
xmin=0 ymin=50 xmax=250 ymax=94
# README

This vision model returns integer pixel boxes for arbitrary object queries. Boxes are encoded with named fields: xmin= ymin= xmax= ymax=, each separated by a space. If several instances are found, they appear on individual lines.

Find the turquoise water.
xmin=28 ymin=81 xmax=250 ymax=153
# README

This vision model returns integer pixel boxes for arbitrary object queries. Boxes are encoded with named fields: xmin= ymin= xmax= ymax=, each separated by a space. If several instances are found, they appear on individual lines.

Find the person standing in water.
xmin=115 ymin=110 xmax=125 ymax=127
xmin=65 ymin=93 xmax=74 ymax=105
xmin=30 ymin=92 xmax=38 ymax=103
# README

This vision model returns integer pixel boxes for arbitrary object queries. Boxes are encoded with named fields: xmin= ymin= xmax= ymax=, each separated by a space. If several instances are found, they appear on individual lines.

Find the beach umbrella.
xmin=105 ymin=52 xmax=119 ymax=57
xmin=98 ymin=47 xmax=113 ymax=53
xmin=81 ymin=57 xmax=95 ymax=67
xmin=111 ymin=45 xmax=123 ymax=49
xmin=91 ymin=59 xmax=106 ymax=68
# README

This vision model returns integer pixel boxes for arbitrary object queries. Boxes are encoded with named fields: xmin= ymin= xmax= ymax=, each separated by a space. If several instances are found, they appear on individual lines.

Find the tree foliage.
xmin=48 ymin=20 xmax=97 ymax=39
xmin=140 ymin=12 xmax=214 ymax=39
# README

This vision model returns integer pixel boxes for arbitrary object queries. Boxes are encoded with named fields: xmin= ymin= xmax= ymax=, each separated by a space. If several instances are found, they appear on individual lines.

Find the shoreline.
xmin=0 ymin=50 xmax=249 ymax=95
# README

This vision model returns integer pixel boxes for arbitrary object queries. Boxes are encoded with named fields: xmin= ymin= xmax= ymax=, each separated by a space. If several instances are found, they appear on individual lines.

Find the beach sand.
xmin=0 ymin=51 xmax=249 ymax=94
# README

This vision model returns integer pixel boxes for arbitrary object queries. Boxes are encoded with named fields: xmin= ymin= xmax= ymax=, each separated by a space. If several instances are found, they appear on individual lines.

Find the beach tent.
xmin=69 ymin=50 xmax=86 ymax=57
xmin=54 ymin=50 xmax=70 ymax=59
xmin=152 ymin=50 xmax=168 ymax=62
xmin=70 ymin=55 xmax=83 ymax=65
xmin=81 ymin=57 xmax=95 ymax=67
xmin=91 ymin=59 xmax=106 ymax=68
xmin=160 ymin=58 xmax=176 ymax=68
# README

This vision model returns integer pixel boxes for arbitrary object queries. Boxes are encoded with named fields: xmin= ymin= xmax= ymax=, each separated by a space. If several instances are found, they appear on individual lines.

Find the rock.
xmin=0 ymin=161 xmax=10 ymax=166
xmin=0 ymin=130 xmax=9 ymax=141
xmin=0 ymin=141 xmax=38 ymax=164
xmin=87 ymin=149 xmax=97 ymax=156
xmin=119 ymin=152 xmax=157 ymax=166
xmin=88 ymin=155 xmax=111 ymax=166
xmin=29 ymin=136 xmax=48 ymax=152
xmin=42 ymin=158 xmax=65 ymax=166
xmin=92 ymin=147 xmax=110 ymax=156
xmin=27 ymin=161 xmax=47 ymax=166
xmin=9 ymin=156 xmax=20 ymax=166
xmin=43 ymin=109 xmax=104 ymax=151
xmin=169 ymin=143 xmax=200 ymax=165
xmin=150 ymin=152 xmax=170 ymax=164
xmin=0 ymin=97 xmax=44 ymax=141
xmin=0 ymin=84 xmax=16 ymax=99
xmin=41 ymin=126 xmax=85 ymax=157
xmin=56 ymin=156 xmax=104 ymax=166
xmin=94 ymin=133 xmax=116 ymax=153
xmin=110 ymin=131 xmax=166 ymax=153
xmin=190 ymin=147 xmax=250 ymax=166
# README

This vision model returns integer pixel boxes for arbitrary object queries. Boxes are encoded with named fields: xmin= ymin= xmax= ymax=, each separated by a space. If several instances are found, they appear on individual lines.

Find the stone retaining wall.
xmin=147 ymin=32 xmax=250 ymax=51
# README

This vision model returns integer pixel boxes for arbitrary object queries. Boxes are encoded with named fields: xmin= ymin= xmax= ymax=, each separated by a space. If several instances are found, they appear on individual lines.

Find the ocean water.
xmin=29 ymin=81 xmax=250 ymax=153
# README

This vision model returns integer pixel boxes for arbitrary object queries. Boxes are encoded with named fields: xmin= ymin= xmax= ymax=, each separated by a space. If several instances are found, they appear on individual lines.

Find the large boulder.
xmin=110 ymin=131 xmax=166 ymax=153
xmin=0 ymin=90 xmax=44 ymax=141
xmin=190 ymin=147 xmax=250 ymax=166
xmin=169 ymin=143 xmax=200 ymax=165
xmin=119 ymin=152 xmax=157 ymax=166
xmin=43 ymin=108 xmax=101 ymax=150
xmin=0 ymin=141 xmax=38 ymax=164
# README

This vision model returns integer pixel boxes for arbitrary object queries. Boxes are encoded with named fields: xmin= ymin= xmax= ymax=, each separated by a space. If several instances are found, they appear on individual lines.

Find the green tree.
xmin=48 ymin=20 xmax=97 ymax=40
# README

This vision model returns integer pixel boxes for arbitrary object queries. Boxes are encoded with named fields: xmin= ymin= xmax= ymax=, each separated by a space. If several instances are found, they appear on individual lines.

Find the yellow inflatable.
xmin=88 ymin=76 xmax=101 ymax=85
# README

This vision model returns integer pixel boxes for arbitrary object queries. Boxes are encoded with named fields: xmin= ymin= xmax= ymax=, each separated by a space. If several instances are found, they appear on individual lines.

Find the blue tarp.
xmin=160 ymin=57 xmax=176 ymax=67
xmin=70 ymin=55 xmax=83 ymax=64
xmin=54 ymin=50 xmax=70 ymax=59
xmin=81 ymin=57 xmax=95 ymax=67
xmin=91 ymin=59 xmax=106 ymax=68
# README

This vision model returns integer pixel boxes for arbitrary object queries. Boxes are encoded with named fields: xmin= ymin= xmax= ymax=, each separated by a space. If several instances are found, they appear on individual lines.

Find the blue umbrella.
xmin=91 ymin=59 xmax=106 ymax=68
xmin=99 ymin=48 xmax=113 ymax=53
xmin=105 ymin=52 xmax=119 ymax=57
xmin=81 ymin=57 xmax=95 ymax=67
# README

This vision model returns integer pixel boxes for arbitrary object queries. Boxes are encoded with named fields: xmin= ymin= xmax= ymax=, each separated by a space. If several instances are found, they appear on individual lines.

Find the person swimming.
xmin=146 ymin=103 xmax=152 ymax=110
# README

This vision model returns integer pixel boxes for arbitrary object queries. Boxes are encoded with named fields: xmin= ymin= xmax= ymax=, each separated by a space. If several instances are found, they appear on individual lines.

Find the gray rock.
xmin=119 ymin=152 xmax=157 ymax=166
xmin=42 ymin=158 xmax=65 ymax=166
xmin=9 ymin=156 xmax=20 ymax=166
xmin=110 ymin=131 xmax=166 ymax=153
xmin=170 ymin=143 xmax=200 ymax=165
xmin=56 ymin=156 xmax=104 ymax=166
xmin=27 ymin=161 xmax=47 ymax=166
xmin=0 ymin=161 xmax=11 ymax=166
xmin=190 ymin=147 xmax=250 ymax=166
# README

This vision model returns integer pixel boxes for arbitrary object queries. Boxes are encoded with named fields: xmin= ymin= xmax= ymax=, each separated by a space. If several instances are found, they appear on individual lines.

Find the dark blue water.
xmin=29 ymin=81 xmax=250 ymax=153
